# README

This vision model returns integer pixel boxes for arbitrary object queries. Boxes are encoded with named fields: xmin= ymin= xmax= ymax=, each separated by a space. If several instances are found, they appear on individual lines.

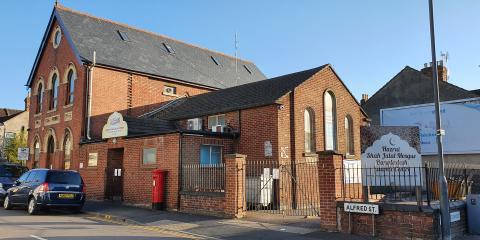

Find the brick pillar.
xmin=224 ymin=154 xmax=246 ymax=218
xmin=317 ymin=151 xmax=344 ymax=231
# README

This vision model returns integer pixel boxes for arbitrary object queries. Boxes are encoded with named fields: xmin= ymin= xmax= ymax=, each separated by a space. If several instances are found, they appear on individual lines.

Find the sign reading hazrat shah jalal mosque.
xmin=102 ymin=112 xmax=128 ymax=139
xmin=361 ymin=131 xmax=422 ymax=187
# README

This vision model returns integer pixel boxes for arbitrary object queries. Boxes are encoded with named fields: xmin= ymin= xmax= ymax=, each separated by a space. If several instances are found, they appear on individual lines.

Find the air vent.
xmin=163 ymin=43 xmax=175 ymax=54
xmin=211 ymin=56 xmax=221 ymax=66
xmin=244 ymin=65 xmax=252 ymax=74
xmin=117 ymin=30 xmax=130 ymax=42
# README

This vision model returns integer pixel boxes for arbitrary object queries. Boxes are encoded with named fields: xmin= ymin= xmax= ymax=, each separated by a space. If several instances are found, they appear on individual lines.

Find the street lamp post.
xmin=428 ymin=0 xmax=451 ymax=239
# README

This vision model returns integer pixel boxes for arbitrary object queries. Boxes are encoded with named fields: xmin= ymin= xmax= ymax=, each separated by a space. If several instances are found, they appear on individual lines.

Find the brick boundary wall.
xmin=179 ymin=154 xmax=246 ymax=218
xmin=337 ymin=202 xmax=467 ymax=239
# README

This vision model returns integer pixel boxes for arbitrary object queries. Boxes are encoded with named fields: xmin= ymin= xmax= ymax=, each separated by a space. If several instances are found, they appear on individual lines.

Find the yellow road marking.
xmin=86 ymin=216 xmax=214 ymax=239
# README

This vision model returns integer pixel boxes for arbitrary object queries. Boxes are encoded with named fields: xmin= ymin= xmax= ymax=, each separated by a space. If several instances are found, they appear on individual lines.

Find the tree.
xmin=4 ymin=130 xmax=27 ymax=164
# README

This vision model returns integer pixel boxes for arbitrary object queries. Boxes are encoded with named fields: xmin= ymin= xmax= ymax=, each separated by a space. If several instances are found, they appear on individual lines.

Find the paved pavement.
xmin=83 ymin=201 xmax=368 ymax=240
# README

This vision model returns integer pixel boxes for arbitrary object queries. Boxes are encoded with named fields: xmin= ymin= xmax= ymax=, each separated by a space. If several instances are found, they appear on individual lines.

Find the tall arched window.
xmin=304 ymin=109 xmax=315 ymax=153
xmin=66 ymin=69 xmax=76 ymax=105
xmin=50 ymin=73 xmax=59 ymax=110
xmin=345 ymin=115 xmax=354 ymax=156
xmin=46 ymin=136 xmax=55 ymax=169
xmin=36 ymin=83 xmax=44 ymax=113
xmin=33 ymin=140 xmax=40 ymax=169
xmin=63 ymin=132 xmax=72 ymax=170
xmin=324 ymin=91 xmax=337 ymax=151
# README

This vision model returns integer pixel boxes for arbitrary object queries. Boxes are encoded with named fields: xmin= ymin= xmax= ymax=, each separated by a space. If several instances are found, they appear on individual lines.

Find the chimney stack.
xmin=361 ymin=94 xmax=369 ymax=105
xmin=421 ymin=60 xmax=448 ymax=82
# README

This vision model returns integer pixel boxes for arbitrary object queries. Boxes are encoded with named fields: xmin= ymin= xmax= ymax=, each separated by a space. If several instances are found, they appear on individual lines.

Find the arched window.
xmin=36 ymin=83 xmax=44 ymax=113
xmin=50 ymin=73 xmax=59 ymax=110
xmin=46 ymin=135 xmax=55 ymax=169
xmin=324 ymin=91 xmax=337 ymax=151
xmin=33 ymin=140 xmax=40 ymax=169
xmin=304 ymin=108 xmax=315 ymax=153
xmin=66 ymin=68 xmax=76 ymax=105
xmin=345 ymin=115 xmax=354 ymax=156
xmin=63 ymin=132 xmax=72 ymax=169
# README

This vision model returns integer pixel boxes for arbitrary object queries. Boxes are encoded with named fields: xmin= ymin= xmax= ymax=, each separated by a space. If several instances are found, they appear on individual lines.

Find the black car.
xmin=0 ymin=162 xmax=28 ymax=203
xmin=3 ymin=169 xmax=86 ymax=215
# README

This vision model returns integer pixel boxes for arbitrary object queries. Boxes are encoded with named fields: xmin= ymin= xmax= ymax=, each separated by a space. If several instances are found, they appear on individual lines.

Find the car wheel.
xmin=27 ymin=198 xmax=39 ymax=215
xmin=3 ymin=195 xmax=13 ymax=210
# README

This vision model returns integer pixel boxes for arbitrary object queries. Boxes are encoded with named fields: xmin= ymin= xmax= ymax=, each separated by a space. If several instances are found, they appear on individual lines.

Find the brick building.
xmin=26 ymin=5 xmax=265 ymax=171
xmin=25 ymin=5 xmax=367 ymax=223
xmin=0 ymin=106 xmax=29 ymax=159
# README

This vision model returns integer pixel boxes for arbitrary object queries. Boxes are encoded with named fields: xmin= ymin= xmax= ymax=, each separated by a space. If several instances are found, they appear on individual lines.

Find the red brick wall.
xmin=78 ymin=134 xmax=181 ymax=209
xmin=27 ymin=19 xmax=86 ymax=171
xmin=338 ymin=204 xmax=467 ymax=239
xmin=89 ymin=67 xmax=211 ymax=139
xmin=238 ymin=105 xmax=279 ymax=162
xmin=282 ymin=66 xmax=363 ymax=163
xmin=27 ymin=19 xmax=213 ymax=171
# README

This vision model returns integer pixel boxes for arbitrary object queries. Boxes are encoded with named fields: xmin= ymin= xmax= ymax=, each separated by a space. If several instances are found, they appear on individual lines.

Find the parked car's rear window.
xmin=0 ymin=165 xmax=28 ymax=178
xmin=46 ymin=171 xmax=82 ymax=185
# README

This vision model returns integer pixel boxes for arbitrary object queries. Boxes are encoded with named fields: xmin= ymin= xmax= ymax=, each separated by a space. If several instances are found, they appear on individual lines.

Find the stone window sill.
xmin=303 ymin=152 xmax=318 ymax=157
xmin=63 ymin=104 xmax=73 ymax=109
xmin=47 ymin=109 xmax=57 ymax=114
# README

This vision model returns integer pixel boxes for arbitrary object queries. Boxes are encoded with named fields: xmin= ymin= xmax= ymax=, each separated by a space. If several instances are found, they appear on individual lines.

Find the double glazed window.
xmin=50 ymin=73 xmax=59 ymax=110
xmin=207 ymin=115 xmax=226 ymax=130
xmin=345 ymin=115 xmax=354 ymax=156
xmin=66 ymin=69 xmax=76 ymax=105
xmin=33 ymin=140 xmax=40 ymax=169
xmin=143 ymin=148 xmax=157 ymax=165
xmin=36 ymin=83 xmax=44 ymax=113
xmin=304 ymin=109 xmax=315 ymax=153
xmin=63 ymin=132 xmax=72 ymax=170
xmin=324 ymin=91 xmax=337 ymax=151
xmin=200 ymin=145 xmax=222 ymax=166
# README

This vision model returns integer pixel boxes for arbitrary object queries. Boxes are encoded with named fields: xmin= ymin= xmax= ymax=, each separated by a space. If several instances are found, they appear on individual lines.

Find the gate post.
xmin=225 ymin=154 xmax=246 ymax=218
xmin=317 ymin=151 xmax=343 ymax=231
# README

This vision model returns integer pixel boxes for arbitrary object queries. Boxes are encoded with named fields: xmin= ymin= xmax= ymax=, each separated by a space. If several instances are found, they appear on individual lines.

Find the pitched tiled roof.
xmin=471 ymin=89 xmax=480 ymax=96
xmin=363 ymin=66 xmax=479 ymax=125
xmin=50 ymin=6 xmax=266 ymax=89
xmin=0 ymin=108 xmax=23 ymax=123
xmin=146 ymin=65 xmax=328 ymax=120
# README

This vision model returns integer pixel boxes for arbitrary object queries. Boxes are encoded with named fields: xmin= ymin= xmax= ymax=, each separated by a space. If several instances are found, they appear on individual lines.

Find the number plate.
xmin=58 ymin=193 xmax=75 ymax=199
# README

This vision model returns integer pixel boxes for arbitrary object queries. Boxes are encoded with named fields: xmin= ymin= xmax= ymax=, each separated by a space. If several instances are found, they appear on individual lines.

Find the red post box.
xmin=152 ymin=169 xmax=167 ymax=210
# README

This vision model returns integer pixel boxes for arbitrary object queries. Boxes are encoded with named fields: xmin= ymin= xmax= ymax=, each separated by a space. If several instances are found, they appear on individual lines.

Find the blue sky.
xmin=1 ymin=0 xmax=479 ymax=109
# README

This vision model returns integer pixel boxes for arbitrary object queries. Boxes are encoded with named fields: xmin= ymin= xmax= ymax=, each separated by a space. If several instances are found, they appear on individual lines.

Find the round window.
xmin=53 ymin=28 xmax=62 ymax=48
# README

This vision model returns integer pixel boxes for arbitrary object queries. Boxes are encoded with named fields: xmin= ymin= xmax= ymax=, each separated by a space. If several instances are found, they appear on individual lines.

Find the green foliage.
xmin=4 ymin=130 xmax=28 ymax=164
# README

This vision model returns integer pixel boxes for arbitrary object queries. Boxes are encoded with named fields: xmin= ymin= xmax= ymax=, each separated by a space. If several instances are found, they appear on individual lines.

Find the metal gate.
xmin=244 ymin=160 xmax=321 ymax=216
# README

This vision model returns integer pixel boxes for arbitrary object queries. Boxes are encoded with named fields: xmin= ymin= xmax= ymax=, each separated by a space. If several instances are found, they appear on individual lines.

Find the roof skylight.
xmin=117 ymin=30 xmax=130 ymax=42
xmin=163 ymin=43 xmax=175 ymax=54
xmin=211 ymin=56 xmax=221 ymax=66
xmin=244 ymin=65 xmax=252 ymax=74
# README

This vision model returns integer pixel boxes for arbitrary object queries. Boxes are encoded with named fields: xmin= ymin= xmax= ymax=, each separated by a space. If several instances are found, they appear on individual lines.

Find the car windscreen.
xmin=46 ymin=171 xmax=82 ymax=185
xmin=0 ymin=165 xmax=28 ymax=178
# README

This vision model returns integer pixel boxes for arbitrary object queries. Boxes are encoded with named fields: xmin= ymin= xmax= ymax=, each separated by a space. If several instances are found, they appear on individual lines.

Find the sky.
xmin=1 ymin=0 xmax=479 ymax=110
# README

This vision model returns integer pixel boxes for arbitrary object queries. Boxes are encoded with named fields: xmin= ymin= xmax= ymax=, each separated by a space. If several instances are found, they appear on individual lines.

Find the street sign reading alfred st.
xmin=344 ymin=202 xmax=379 ymax=215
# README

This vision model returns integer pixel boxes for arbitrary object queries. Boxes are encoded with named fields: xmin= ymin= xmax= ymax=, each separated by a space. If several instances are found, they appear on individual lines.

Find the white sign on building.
xmin=17 ymin=148 xmax=29 ymax=161
xmin=102 ymin=112 xmax=128 ymax=139
xmin=361 ymin=133 xmax=422 ymax=186
xmin=381 ymin=98 xmax=480 ymax=155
